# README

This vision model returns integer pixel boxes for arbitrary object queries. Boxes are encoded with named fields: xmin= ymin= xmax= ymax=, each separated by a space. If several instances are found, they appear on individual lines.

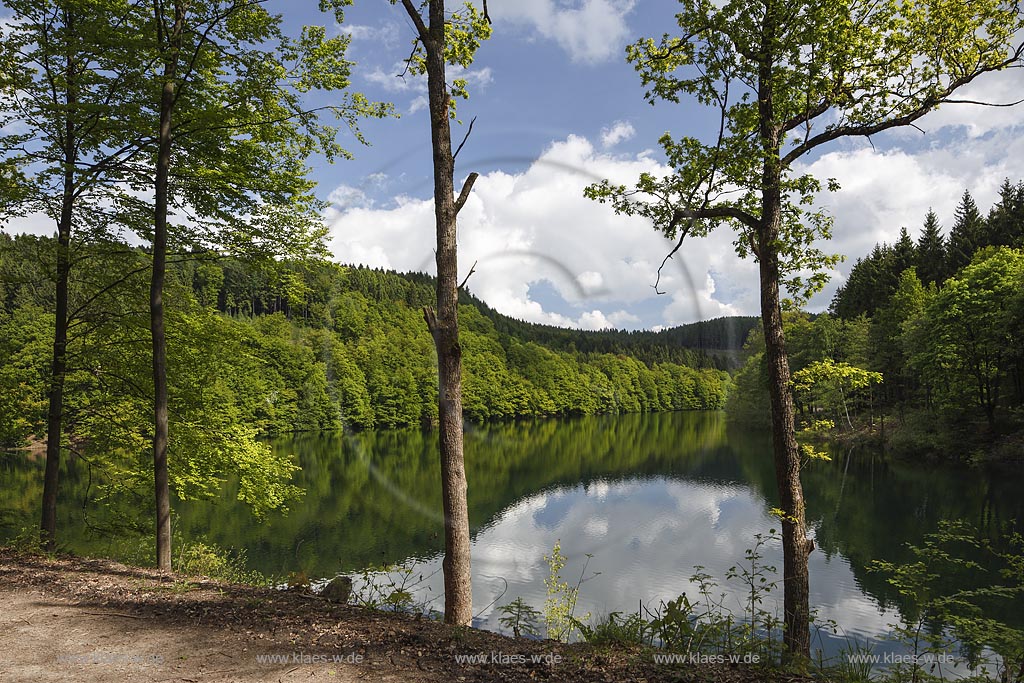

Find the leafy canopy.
xmin=586 ymin=0 xmax=1024 ymax=302
xmin=389 ymin=0 xmax=492 ymax=117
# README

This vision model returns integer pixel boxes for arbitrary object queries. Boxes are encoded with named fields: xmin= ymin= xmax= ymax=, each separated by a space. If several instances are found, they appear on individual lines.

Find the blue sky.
xmin=304 ymin=1 xmax=1024 ymax=331
xmin=6 ymin=0 xmax=1024 ymax=330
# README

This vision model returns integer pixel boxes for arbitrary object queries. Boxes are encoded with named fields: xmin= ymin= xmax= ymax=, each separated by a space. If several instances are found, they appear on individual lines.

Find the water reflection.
xmin=2 ymin=410 xmax=1021 ymax=661
xmin=362 ymin=474 xmax=903 ymax=658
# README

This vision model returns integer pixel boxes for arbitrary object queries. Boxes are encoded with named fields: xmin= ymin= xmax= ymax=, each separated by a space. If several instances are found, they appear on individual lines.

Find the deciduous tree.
xmin=587 ymin=0 xmax=1023 ymax=659
xmin=0 ymin=0 xmax=153 ymax=551
xmin=391 ymin=0 xmax=491 ymax=626
xmin=140 ymin=0 xmax=387 ymax=569
xmin=917 ymin=248 xmax=1024 ymax=426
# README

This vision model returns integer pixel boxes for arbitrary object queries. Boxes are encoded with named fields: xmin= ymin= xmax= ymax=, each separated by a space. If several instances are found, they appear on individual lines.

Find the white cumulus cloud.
xmin=600 ymin=120 xmax=636 ymax=149
xmin=325 ymin=134 xmax=753 ymax=328
xmin=799 ymin=126 xmax=1024 ymax=311
xmin=489 ymin=0 xmax=637 ymax=64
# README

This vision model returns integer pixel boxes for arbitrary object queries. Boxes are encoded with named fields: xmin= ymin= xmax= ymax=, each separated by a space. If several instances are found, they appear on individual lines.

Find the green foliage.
xmin=791 ymin=359 xmax=883 ymax=430
xmin=390 ymin=0 xmax=493 ymax=117
xmin=583 ymin=0 xmax=1024 ymax=308
xmin=802 ymin=187 xmax=1024 ymax=450
xmin=573 ymin=611 xmax=648 ymax=648
xmin=4 ymin=526 xmax=48 ymax=556
xmin=184 ymin=260 xmax=733 ymax=428
xmin=175 ymin=538 xmax=271 ymax=586
xmin=543 ymin=541 xmax=592 ymax=642
xmin=834 ymin=186 xmax=1024 ymax=319
xmin=916 ymin=210 xmax=947 ymax=287
xmin=869 ymin=521 xmax=1024 ymax=683
xmin=349 ymin=561 xmax=439 ymax=618
xmin=728 ymin=313 xmax=877 ymax=427
xmin=621 ymin=531 xmax=784 ymax=663
xmin=725 ymin=338 xmax=772 ymax=426
xmin=0 ymin=243 xmax=306 ymax=529
xmin=131 ymin=0 xmax=392 ymax=263
xmin=911 ymin=248 xmax=1024 ymax=426
xmin=0 ymin=305 xmax=51 ymax=446
xmin=1 ymin=238 xmax=730 ymax=533
xmin=497 ymin=597 xmax=543 ymax=639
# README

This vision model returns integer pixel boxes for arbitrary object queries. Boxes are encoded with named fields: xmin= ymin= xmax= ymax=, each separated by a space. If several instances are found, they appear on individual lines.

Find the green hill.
xmin=0 ymin=234 xmax=743 ymax=443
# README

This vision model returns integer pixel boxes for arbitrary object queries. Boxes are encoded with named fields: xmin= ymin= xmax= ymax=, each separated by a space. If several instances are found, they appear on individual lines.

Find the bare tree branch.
xmin=399 ymin=0 xmax=430 ymax=44
xmin=422 ymin=305 xmax=438 ymax=336
xmin=458 ymin=259 xmax=477 ymax=290
xmin=653 ymin=219 xmax=692 ymax=295
xmin=651 ymin=66 xmax=750 ymax=294
xmin=452 ymin=116 xmax=476 ymax=162
xmin=943 ymin=97 xmax=1024 ymax=107
xmin=397 ymin=37 xmax=421 ymax=80
xmin=453 ymin=171 xmax=479 ymax=214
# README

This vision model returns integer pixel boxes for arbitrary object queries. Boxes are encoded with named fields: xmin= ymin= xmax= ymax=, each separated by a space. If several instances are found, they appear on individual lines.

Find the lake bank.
xmin=3 ymin=410 xmax=1022 ymax=660
xmin=0 ymin=547 xmax=808 ymax=683
xmin=801 ymin=408 xmax=1024 ymax=464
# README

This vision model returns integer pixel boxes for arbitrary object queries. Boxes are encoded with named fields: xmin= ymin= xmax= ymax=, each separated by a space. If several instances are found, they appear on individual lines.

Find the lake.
xmin=2 ymin=411 xmax=1022 ymax=664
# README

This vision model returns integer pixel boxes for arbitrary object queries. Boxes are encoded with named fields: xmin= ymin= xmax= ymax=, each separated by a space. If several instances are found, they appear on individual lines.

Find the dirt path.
xmin=0 ymin=550 xmax=440 ymax=683
xmin=0 ymin=548 xmax=803 ymax=683
xmin=1 ymin=588 xmax=393 ymax=683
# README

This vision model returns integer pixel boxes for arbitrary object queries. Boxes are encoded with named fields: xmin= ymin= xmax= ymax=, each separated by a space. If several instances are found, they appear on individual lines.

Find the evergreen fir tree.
xmin=985 ymin=179 xmax=1024 ymax=248
xmin=892 ymin=226 xmax=917 ymax=278
xmin=833 ymin=244 xmax=895 ymax=318
xmin=870 ymin=243 xmax=898 ymax=304
xmin=916 ymin=209 xmax=946 ymax=285
xmin=946 ymin=190 xmax=986 ymax=274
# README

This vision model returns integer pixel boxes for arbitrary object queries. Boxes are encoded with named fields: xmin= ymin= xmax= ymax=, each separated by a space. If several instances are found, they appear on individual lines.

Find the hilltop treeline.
xmin=730 ymin=181 xmax=1024 ymax=452
xmin=203 ymin=256 xmax=753 ymax=369
xmin=832 ymin=180 xmax=1024 ymax=317
xmin=0 ymin=234 xmax=731 ymax=448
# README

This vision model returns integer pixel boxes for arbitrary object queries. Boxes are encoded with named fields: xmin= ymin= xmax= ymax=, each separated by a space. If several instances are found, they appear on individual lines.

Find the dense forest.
xmin=195 ymin=253 xmax=755 ymax=369
xmin=729 ymin=180 xmax=1024 ymax=457
xmin=0 ymin=232 xmax=732 ymax=452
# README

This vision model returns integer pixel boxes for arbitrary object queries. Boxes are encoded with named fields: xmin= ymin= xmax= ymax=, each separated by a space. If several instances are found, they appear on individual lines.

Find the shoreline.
xmin=0 ymin=546 xmax=808 ymax=683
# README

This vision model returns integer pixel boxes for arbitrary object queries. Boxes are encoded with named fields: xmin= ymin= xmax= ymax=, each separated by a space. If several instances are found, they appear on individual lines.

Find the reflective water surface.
xmin=2 ymin=411 xmax=1021 ymax=660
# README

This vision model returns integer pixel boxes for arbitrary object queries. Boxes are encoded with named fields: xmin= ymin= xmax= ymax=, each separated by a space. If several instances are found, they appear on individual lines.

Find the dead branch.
xmin=943 ymin=97 xmax=1024 ymax=107
xmin=458 ymin=260 xmax=477 ymax=290
xmin=454 ymin=171 xmax=479 ymax=214
xmin=453 ymin=116 xmax=476 ymax=162
xmin=423 ymin=306 xmax=438 ymax=336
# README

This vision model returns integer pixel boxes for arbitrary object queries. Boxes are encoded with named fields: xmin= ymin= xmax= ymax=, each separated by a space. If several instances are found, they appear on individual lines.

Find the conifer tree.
xmin=947 ymin=190 xmax=986 ymax=274
xmin=916 ymin=209 xmax=946 ymax=286
xmin=891 ymin=227 xmax=917 ymax=280
xmin=986 ymin=179 xmax=1024 ymax=248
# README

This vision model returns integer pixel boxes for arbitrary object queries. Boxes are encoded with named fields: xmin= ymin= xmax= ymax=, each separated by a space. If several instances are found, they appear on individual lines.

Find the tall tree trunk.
xmin=759 ymin=242 xmax=813 ymax=660
xmin=757 ymin=0 xmax=812 ymax=659
xmin=420 ymin=0 xmax=473 ymax=626
xmin=151 ymin=2 xmax=182 ymax=572
xmin=41 ymin=21 xmax=78 ymax=552
xmin=41 ymin=122 xmax=75 ymax=552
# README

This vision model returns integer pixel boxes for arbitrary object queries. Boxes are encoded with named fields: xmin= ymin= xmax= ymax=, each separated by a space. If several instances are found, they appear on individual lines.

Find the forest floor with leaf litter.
xmin=0 ymin=548 xmax=819 ymax=683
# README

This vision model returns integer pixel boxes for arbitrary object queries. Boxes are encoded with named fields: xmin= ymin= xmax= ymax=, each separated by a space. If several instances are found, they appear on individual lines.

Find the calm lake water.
xmin=2 ymin=411 xmax=1022 ymax=663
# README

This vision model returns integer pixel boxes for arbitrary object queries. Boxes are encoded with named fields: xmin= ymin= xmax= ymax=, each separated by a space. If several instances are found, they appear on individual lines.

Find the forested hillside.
xmin=204 ymin=254 xmax=754 ymax=369
xmin=0 ymin=233 xmax=732 ymax=450
xmin=729 ymin=181 xmax=1024 ymax=456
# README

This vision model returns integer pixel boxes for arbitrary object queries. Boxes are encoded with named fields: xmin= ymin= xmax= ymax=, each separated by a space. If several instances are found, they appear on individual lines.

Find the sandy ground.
xmin=1 ymin=588 xmax=417 ymax=682
xmin=0 ymin=548 xmax=810 ymax=683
